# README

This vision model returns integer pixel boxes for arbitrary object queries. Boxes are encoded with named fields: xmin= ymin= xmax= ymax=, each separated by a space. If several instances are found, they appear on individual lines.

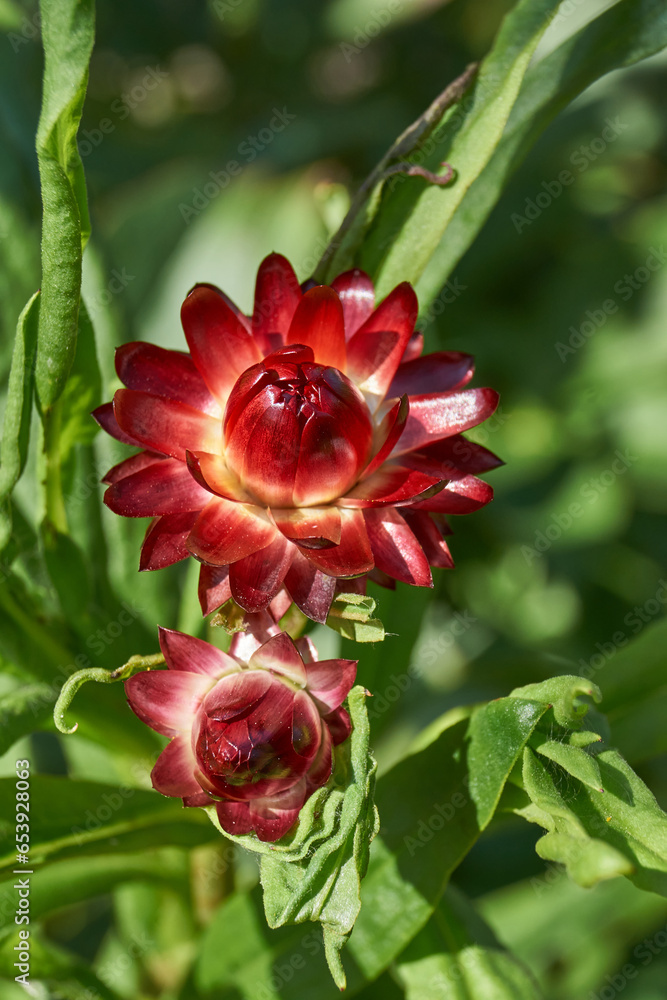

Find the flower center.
xmin=222 ymin=344 xmax=373 ymax=507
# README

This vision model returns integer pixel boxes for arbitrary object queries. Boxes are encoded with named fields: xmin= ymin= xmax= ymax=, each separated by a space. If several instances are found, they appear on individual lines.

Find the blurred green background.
xmin=1 ymin=0 xmax=666 ymax=997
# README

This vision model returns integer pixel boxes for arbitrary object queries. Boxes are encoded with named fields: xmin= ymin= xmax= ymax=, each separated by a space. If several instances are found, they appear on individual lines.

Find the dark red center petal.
xmin=222 ymin=354 xmax=373 ymax=507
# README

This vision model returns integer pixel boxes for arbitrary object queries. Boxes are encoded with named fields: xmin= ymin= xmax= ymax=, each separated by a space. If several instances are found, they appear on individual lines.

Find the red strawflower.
xmin=95 ymin=254 xmax=501 ymax=622
xmin=126 ymin=620 xmax=356 ymax=842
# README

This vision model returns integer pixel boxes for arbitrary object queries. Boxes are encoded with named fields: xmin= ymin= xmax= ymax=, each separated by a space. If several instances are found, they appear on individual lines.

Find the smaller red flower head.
xmin=95 ymin=253 xmax=501 ymax=623
xmin=125 ymin=623 xmax=356 ymax=842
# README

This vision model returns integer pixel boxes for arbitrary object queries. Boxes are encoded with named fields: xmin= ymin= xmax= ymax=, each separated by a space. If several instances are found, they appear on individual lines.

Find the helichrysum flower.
xmin=96 ymin=254 xmax=500 ymax=621
xmin=125 ymin=624 xmax=356 ymax=842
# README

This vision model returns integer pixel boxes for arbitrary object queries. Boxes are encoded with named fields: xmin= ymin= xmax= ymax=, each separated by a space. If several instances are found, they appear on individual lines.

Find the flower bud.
xmin=125 ymin=625 xmax=356 ymax=842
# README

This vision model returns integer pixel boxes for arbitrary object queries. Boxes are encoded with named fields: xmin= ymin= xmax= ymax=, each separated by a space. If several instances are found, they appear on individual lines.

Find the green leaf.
xmin=0 ymin=776 xmax=214 ymax=875
xmin=206 ymin=686 xmax=379 ymax=989
xmin=509 ymin=676 xmax=602 ymax=728
xmin=34 ymin=0 xmax=95 ymax=409
xmin=346 ymin=717 xmax=480 ymax=981
xmin=326 ymin=592 xmax=385 ymax=643
xmin=530 ymin=735 xmax=604 ymax=793
xmin=519 ymin=748 xmax=635 ymax=888
xmin=467 ymin=696 xmax=548 ymax=829
xmin=519 ymin=740 xmax=667 ymax=895
xmin=416 ymin=0 xmax=667 ymax=308
xmin=394 ymin=885 xmax=541 ymax=1000
xmin=0 ymin=292 xmax=39 ymax=550
xmin=318 ymin=0 xmax=559 ymax=295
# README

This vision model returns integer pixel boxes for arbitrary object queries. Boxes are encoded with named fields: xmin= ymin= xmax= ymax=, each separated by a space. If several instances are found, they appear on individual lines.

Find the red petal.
xmin=401 ymin=434 xmax=503 ymax=478
xmin=92 ymin=401 xmax=142 ymax=448
xmin=285 ymin=285 xmax=347 ymax=371
xmin=410 ymin=475 xmax=494 ymax=513
xmin=269 ymin=589 xmax=292 ymax=622
xmin=229 ymin=534 xmax=294 ymax=614
xmin=158 ymin=626 xmax=238 ymax=677
xmin=187 ymin=497 xmax=278 ymax=565
xmin=186 ymin=451 xmax=251 ymax=502
xmin=198 ymin=564 xmax=232 ymax=616
xmin=248 ymin=632 xmax=307 ymax=687
xmin=388 ymin=351 xmax=474 ymax=397
xmin=362 ymin=395 xmax=408 ymax=480
xmin=402 ymin=511 xmax=454 ymax=568
xmin=292 ymin=690 xmax=323 ymax=762
xmin=125 ymin=670 xmax=211 ymax=737
xmin=202 ymin=670 xmax=272 ymax=721
xmin=293 ymin=411 xmax=365 ymax=507
xmin=392 ymin=388 xmax=499 ymax=455
xmin=346 ymin=282 xmax=418 ymax=403
xmin=113 ymin=389 xmax=221 ymax=461
xmin=331 ymin=268 xmax=375 ymax=339
xmin=402 ymin=333 xmax=423 ymax=363
xmin=271 ymin=507 xmax=341 ymax=548
xmin=102 ymin=451 xmax=165 ymax=486
xmin=339 ymin=464 xmax=442 ymax=508
xmin=305 ymin=658 xmax=357 ymax=713
xmin=104 ymin=457 xmax=210 ymax=516
xmin=324 ymin=705 xmax=352 ymax=745
xmin=115 ymin=342 xmax=220 ymax=415
xmin=140 ymin=512 xmax=199 ymax=570
xmin=363 ymin=507 xmax=432 ymax=587
xmin=284 ymin=551 xmax=336 ymax=624
xmin=305 ymin=723 xmax=333 ymax=791
xmin=181 ymin=284 xmax=263 ymax=403
xmin=247 ymin=780 xmax=307 ymax=842
xmin=215 ymin=799 xmax=254 ymax=836
xmin=151 ymin=736 xmax=202 ymax=798
xmin=252 ymin=253 xmax=302 ymax=352
xmin=300 ymin=509 xmax=373 ymax=578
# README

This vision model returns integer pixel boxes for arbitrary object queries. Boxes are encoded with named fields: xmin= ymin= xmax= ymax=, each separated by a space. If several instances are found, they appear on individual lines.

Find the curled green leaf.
xmin=53 ymin=652 xmax=164 ymax=735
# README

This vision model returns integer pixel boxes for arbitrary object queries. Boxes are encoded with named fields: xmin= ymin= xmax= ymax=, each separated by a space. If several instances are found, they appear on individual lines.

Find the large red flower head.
xmin=96 ymin=254 xmax=501 ymax=622
xmin=126 ymin=622 xmax=356 ymax=842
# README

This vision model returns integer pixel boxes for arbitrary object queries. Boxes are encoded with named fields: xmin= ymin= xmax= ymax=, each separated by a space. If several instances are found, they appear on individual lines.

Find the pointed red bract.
xmin=140 ymin=512 xmax=199 ymax=570
xmin=115 ymin=342 xmax=220 ymax=415
xmin=364 ymin=507 xmax=433 ymax=587
xmin=113 ymin=389 xmax=221 ymax=461
xmin=331 ymin=268 xmax=375 ymax=338
xmin=104 ymin=458 xmax=210 ymax=516
xmin=252 ymin=253 xmax=302 ymax=352
xmin=285 ymin=285 xmax=347 ymax=370
xmin=182 ymin=284 xmax=263 ymax=403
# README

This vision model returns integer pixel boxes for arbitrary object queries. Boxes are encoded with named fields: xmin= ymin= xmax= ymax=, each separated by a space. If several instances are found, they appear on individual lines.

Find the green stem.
xmin=54 ymin=652 xmax=165 ymax=735
xmin=42 ymin=401 xmax=68 ymax=533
